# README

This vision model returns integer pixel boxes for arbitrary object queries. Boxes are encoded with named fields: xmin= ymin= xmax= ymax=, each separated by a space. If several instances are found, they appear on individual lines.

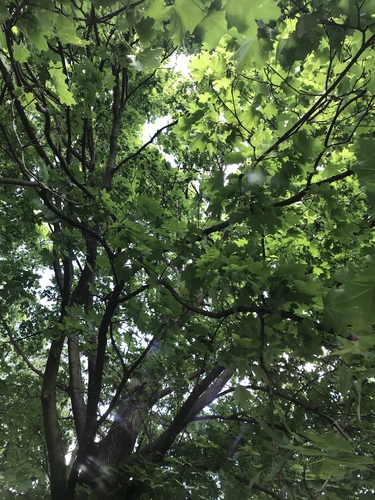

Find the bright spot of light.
xmin=166 ymin=52 xmax=191 ymax=78
xmin=142 ymin=115 xmax=178 ymax=168
xmin=247 ymin=171 xmax=266 ymax=185
xmin=142 ymin=115 xmax=171 ymax=142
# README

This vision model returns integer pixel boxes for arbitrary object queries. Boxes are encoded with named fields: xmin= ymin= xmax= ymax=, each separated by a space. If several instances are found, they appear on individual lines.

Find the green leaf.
xmin=137 ymin=194 xmax=164 ymax=217
xmin=233 ymin=385 xmax=251 ymax=409
xmin=337 ymin=364 xmax=352 ymax=396
xmin=297 ymin=319 xmax=322 ymax=359
xmin=167 ymin=0 xmax=207 ymax=44
xmin=173 ymin=0 xmax=207 ymax=34
xmin=224 ymin=0 xmax=281 ymax=38
xmin=354 ymin=379 xmax=362 ymax=423
xmin=232 ymin=333 xmax=255 ymax=349
xmin=52 ymin=14 xmax=89 ymax=46
xmin=18 ymin=14 xmax=51 ymax=51
xmin=136 ymin=17 xmax=157 ymax=47
xmin=354 ymin=137 xmax=375 ymax=211
xmin=324 ymin=259 xmax=375 ymax=333
xmin=12 ymin=43 xmax=29 ymax=63
xmin=48 ymin=64 xmax=76 ymax=106
xmin=196 ymin=247 xmax=221 ymax=268
xmin=231 ymin=38 xmax=261 ymax=72
xmin=130 ymin=47 xmax=164 ymax=71
xmin=303 ymin=431 xmax=353 ymax=453
xmin=195 ymin=9 xmax=229 ymax=50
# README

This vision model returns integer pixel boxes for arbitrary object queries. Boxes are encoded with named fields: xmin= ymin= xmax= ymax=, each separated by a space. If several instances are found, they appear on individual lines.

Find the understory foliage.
xmin=1 ymin=0 xmax=375 ymax=498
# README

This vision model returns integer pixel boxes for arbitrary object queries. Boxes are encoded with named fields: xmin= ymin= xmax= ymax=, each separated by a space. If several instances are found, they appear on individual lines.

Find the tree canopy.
xmin=1 ymin=0 xmax=375 ymax=498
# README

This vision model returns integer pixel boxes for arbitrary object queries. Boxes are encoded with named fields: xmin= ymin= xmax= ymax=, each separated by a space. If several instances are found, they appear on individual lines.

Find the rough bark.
xmin=98 ymin=381 xmax=152 ymax=467
xmin=78 ymin=363 xmax=233 ymax=499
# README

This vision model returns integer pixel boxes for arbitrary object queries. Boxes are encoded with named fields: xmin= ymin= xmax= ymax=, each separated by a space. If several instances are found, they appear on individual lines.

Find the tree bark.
xmin=41 ymin=337 xmax=67 ymax=500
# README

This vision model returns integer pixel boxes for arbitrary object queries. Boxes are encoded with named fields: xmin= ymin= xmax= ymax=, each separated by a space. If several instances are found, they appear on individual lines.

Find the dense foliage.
xmin=1 ymin=0 xmax=375 ymax=498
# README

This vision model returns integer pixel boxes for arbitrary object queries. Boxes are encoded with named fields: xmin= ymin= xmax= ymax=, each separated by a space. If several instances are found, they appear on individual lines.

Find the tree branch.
xmin=113 ymin=120 xmax=178 ymax=173
xmin=83 ymin=281 xmax=124 ymax=444
xmin=274 ymin=170 xmax=354 ymax=208
xmin=0 ymin=315 xmax=44 ymax=379
xmin=251 ymin=32 xmax=375 ymax=167
xmin=0 ymin=177 xmax=40 ymax=187
xmin=132 ymin=365 xmax=233 ymax=461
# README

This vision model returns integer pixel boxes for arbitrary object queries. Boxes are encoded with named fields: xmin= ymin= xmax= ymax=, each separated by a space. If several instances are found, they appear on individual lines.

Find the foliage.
xmin=0 ymin=0 xmax=375 ymax=499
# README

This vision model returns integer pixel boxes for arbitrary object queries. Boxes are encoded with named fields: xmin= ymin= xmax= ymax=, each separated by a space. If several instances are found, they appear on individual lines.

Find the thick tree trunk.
xmin=41 ymin=337 xmax=67 ymax=500
xmin=78 ymin=365 xmax=233 ymax=498
xmin=98 ymin=388 xmax=146 ymax=467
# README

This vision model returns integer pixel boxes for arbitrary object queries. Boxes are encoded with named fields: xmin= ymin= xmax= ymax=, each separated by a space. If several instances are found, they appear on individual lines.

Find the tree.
xmin=1 ymin=0 xmax=375 ymax=498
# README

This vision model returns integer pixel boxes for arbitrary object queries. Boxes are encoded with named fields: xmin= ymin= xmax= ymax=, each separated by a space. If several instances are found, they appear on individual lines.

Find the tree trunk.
xmin=41 ymin=337 xmax=67 ymax=500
